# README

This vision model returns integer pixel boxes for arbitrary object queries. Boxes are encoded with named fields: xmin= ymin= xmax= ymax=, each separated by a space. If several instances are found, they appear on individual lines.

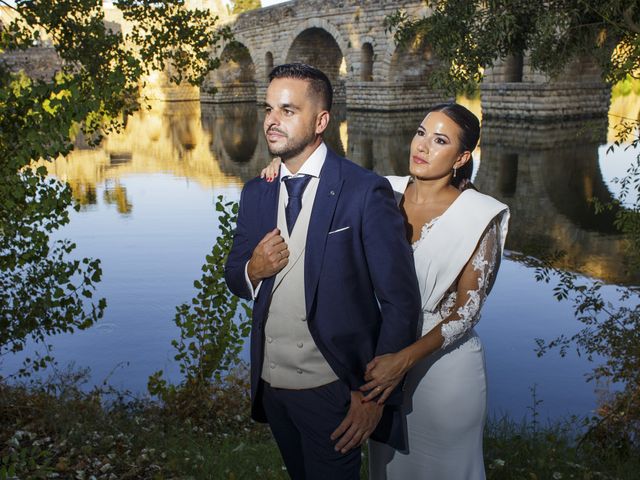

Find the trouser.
xmin=261 ymin=379 xmax=361 ymax=480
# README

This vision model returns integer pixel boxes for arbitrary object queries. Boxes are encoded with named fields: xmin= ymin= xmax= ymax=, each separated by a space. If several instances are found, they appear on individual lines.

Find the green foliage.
xmin=148 ymin=197 xmax=251 ymax=415
xmin=0 ymin=0 xmax=233 ymax=375
xmin=0 ymin=367 xmax=285 ymax=479
xmin=385 ymin=0 xmax=640 ymax=93
xmin=611 ymin=75 xmax=640 ymax=98
xmin=231 ymin=0 xmax=261 ymax=14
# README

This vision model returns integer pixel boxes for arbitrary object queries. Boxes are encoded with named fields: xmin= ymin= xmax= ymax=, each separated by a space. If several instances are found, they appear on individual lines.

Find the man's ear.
xmin=315 ymin=110 xmax=330 ymax=135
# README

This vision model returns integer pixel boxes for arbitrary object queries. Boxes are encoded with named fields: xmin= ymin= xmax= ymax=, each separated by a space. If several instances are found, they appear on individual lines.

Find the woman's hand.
xmin=260 ymin=157 xmax=282 ymax=182
xmin=359 ymin=352 xmax=412 ymax=405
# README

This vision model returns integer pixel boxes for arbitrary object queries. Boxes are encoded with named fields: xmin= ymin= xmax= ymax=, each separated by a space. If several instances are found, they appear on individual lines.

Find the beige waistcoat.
xmin=261 ymin=177 xmax=338 ymax=389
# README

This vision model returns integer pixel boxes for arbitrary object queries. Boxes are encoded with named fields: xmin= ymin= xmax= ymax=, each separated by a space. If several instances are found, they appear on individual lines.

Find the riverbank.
xmin=1 ymin=367 xmax=637 ymax=480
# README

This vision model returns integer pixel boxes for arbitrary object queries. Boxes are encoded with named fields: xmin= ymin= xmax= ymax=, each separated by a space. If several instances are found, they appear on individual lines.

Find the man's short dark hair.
xmin=268 ymin=63 xmax=333 ymax=112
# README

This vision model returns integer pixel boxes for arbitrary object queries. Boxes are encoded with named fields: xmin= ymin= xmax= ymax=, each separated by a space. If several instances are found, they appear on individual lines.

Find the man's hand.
xmin=330 ymin=390 xmax=383 ymax=454
xmin=247 ymin=228 xmax=289 ymax=287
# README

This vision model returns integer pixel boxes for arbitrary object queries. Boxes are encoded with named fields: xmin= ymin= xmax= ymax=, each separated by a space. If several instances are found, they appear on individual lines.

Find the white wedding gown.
xmin=369 ymin=177 xmax=509 ymax=480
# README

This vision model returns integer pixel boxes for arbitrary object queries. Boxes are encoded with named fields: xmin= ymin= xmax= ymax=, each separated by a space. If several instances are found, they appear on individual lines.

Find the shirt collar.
xmin=279 ymin=142 xmax=327 ymax=182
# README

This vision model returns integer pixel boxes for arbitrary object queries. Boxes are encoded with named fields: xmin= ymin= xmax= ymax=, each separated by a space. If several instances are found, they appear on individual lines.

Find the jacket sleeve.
xmin=225 ymin=185 xmax=254 ymax=300
xmin=362 ymin=176 xmax=421 ymax=404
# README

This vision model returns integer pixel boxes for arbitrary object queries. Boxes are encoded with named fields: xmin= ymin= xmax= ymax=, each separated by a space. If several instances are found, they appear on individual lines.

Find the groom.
xmin=225 ymin=63 xmax=421 ymax=479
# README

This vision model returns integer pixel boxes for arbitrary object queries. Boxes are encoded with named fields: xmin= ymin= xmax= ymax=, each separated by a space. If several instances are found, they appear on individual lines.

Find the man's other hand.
xmin=330 ymin=390 xmax=383 ymax=454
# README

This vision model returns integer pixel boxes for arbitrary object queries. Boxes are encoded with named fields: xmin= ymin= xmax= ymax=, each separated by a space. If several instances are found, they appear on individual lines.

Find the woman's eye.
xmin=416 ymin=129 xmax=425 ymax=136
xmin=435 ymin=137 xmax=446 ymax=145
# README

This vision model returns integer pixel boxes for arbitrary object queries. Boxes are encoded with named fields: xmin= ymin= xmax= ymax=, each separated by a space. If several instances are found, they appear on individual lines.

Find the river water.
xmin=4 ymin=95 xmax=639 ymax=423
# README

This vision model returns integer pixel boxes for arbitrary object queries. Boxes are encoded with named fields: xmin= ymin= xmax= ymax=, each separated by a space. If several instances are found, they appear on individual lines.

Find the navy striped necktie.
xmin=283 ymin=175 xmax=312 ymax=235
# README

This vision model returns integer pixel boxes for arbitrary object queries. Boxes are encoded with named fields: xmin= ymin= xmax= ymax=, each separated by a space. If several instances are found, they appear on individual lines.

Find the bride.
xmin=262 ymin=103 xmax=509 ymax=479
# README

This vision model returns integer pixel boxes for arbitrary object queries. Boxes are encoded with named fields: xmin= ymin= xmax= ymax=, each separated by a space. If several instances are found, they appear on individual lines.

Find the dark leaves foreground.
xmin=0 ymin=0 xmax=232 ymax=375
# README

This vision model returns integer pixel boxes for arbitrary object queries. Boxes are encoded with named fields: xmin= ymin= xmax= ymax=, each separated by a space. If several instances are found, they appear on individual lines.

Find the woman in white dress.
xmin=361 ymin=103 xmax=509 ymax=479
xmin=261 ymin=102 xmax=509 ymax=479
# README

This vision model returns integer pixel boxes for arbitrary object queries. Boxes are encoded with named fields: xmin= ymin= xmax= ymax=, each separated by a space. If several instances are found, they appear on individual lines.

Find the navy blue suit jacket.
xmin=225 ymin=148 xmax=421 ymax=449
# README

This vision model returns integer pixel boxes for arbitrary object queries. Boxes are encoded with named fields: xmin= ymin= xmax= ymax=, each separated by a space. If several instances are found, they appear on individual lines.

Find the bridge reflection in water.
xmin=50 ymin=101 xmax=636 ymax=286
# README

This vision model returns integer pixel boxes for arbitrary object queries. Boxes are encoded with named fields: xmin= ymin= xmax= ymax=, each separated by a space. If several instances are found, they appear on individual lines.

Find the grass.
xmin=1 ymin=369 xmax=638 ymax=480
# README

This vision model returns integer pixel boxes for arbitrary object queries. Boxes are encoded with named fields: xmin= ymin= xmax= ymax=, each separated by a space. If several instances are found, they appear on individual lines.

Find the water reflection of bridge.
xmin=476 ymin=118 xmax=637 ymax=284
xmin=202 ymin=104 xmax=636 ymax=284
xmin=51 ymin=101 xmax=636 ymax=284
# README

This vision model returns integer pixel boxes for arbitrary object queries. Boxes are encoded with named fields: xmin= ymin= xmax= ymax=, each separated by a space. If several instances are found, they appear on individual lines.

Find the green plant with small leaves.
xmin=148 ymin=197 xmax=251 ymax=417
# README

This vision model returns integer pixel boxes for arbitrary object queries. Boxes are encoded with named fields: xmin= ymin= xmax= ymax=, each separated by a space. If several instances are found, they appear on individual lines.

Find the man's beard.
xmin=266 ymin=128 xmax=317 ymax=161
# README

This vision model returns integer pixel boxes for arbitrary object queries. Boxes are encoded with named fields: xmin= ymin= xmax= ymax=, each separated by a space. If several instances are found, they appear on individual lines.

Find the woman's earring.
xmin=453 ymin=167 xmax=457 ymax=178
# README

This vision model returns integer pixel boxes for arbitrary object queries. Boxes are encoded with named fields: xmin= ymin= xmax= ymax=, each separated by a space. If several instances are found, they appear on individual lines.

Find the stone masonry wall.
xmin=481 ymin=82 xmax=611 ymax=120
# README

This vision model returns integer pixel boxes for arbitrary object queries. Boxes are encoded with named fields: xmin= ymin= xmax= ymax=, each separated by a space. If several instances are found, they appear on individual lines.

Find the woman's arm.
xmin=361 ymin=219 xmax=501 ymax=403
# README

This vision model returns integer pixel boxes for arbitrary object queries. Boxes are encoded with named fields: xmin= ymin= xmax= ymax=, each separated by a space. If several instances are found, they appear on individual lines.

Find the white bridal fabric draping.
xmin=369 ymin=176 xmax=510 ymax=480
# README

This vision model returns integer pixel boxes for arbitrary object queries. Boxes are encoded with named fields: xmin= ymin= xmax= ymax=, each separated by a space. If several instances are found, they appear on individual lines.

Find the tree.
xmin=0 ymin=0 xmax=232 ymax=375
xmin=386 ymin=0 xmax=640 ymax=93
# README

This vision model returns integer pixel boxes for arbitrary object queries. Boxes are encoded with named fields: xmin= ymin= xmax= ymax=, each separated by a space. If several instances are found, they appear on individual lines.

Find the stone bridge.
xmin=203 ymin=0 xmax=450 ymax=111
xmin=0 ymin=0 xmax=612 ymax=117
xmin=201 ymin=0 xmax=611 ymax=118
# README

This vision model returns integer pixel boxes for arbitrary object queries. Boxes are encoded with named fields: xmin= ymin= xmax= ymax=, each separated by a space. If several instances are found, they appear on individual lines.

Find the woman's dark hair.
xmin=268 ymin=63 xmax=333 ymax=112
xmin=425 ymin=102 xmax=480 ymax=191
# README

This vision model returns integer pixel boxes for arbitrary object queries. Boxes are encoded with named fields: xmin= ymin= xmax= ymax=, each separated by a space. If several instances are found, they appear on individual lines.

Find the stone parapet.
xmin=0 ymin=46 xmax=62 ymax=80
xmin=481 ymin=82 xmax=611 ymax=120
xmin=201 ymin=83 xmax=256 ymax=103
xmin=480 ymin=116 xmax=608 ymax=149
xmin=347 ymin=82 xmax=452 ymax=111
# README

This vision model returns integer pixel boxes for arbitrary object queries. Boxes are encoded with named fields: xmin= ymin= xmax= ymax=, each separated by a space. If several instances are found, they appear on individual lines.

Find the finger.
xmin=259 ymin=228 xmax=280 ymax=245
xmin=269 ymin=235 xmax=285 ymax=247
xmin=365 ymin=358 xmax=377 ymax=372
xmin=347 ymin=431 xmax=367 ymax=452
xmin=359 ymin=380 xmax=380 ymax=392
xmin=334 ymin=425 xmax=358 ymax=452
xmin=360 ymin=389 xmax=379 ymax=403
xmin=273 ymin=241 xmax=288 ymax=253
xmin=339 ymin=428 xmax=364 ymax=453
xmin=330 ymin=417 xmax=351 ymax=441
xmin=377 ymin=386 xmax=395 ymax=405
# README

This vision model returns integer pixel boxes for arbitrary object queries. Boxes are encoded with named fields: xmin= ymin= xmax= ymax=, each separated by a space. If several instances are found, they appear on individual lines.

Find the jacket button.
xmin=267 ymin=336 xmax=273 ymax=343
xmin=270 ymin=362 xmax=276 ymax=369
xmin=297 ymin=342 xmax=303 ymax=348
xmin=296 ymin=368 xmax=303 ymax=374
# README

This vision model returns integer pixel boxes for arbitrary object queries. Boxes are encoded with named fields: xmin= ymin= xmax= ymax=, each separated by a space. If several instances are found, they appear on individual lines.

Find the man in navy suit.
xmin=225 ymin=63 xmax=421 ymax=479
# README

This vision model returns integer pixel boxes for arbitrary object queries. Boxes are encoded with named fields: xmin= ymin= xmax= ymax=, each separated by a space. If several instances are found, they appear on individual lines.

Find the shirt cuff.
xmin=245 ymin=261 xmax=262 ymax=300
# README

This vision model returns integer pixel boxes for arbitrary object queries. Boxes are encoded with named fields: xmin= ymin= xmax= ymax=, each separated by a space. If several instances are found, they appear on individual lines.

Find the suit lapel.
xmin=305 ymin=151 xmax=344 ymax=315
xmin=258 ymin=173 xmax=281 ymax=299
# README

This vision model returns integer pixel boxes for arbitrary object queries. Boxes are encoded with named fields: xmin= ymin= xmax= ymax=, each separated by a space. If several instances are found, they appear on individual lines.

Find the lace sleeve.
xmin=439 ymin=218 xmax=502 ymax=348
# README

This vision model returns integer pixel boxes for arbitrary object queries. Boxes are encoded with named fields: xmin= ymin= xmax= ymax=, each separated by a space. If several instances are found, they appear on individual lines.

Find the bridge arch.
xmin=283 ymin=19 xmax=349 ymax=103
xmin=206 ymin=40 xmax=257 ymax=103
xmin=385 ymin=36 xmax=436 ymax=83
